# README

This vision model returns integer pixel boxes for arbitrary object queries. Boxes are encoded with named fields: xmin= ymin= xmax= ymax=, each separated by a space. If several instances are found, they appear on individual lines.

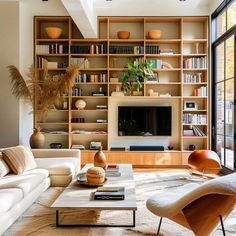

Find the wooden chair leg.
xmin=219 ymin=215 xmax=226 ymax=236
xmin=157 ymin=217 xmax=163 ymax=235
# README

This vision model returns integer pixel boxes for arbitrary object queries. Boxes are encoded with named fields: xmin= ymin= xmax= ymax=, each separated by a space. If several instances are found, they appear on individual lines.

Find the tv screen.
xmin=118 ymin=106 xmax=172 ymax=136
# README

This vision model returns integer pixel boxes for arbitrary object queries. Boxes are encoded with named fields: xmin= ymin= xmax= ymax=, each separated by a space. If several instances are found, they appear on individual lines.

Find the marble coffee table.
xmin=51 ymin=164 xmax=137 ymax=227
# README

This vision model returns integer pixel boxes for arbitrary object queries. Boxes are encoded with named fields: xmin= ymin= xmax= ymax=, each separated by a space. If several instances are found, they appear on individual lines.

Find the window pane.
xmin=216 ymin=82 xmax=225 ymax=135
xmin=216 ymin=135 xmax=225 ymax=164
xmin=226 ymin=35 xmax=235 ymax=80
xmin=216 ymin=10 xmax=226 ymax=38
xmin=225 ymin=136 xmax=234 ymax=169
xmin=227 ymin=0 xmax=236 ymax=29
xmin=225 ymin=79 xmax=234 ymax=137
xmin=216 ymin=43 xmax=225 ymax=82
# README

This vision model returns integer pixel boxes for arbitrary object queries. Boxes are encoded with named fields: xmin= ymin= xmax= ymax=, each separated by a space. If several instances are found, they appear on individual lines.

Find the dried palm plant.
xmin=8 ymin=65 xmax=79 ymax=118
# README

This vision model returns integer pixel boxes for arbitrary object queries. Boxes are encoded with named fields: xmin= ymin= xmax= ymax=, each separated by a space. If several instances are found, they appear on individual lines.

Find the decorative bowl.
xmin=117 ymin=31 xmax=130 ymax=39
xmin=45 ymin=27 xmax=62 ymax=39
xmin=148 ymin=30 xmax=161 ymax=39
xmin=50 ymin=143 xmax=62 ymax=149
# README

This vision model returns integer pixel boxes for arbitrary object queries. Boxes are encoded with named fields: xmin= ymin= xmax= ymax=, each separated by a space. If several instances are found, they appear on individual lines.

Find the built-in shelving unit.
xmin=34 ymin=16 xmax=209 ymax=166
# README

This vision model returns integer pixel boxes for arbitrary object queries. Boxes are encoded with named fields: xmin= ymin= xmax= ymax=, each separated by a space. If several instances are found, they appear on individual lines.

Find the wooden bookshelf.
xmin=34 ymin=16 xmax=209 ymax=166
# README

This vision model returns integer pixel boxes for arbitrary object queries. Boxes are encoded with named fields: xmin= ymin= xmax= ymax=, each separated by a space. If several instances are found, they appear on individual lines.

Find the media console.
xmin=130 ymin=146 xmax=165 ymax=151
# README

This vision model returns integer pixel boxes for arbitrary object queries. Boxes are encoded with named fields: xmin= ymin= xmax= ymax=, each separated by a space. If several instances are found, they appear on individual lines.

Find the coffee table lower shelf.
xmin=56 ymin=209 xmax=136 ymax=227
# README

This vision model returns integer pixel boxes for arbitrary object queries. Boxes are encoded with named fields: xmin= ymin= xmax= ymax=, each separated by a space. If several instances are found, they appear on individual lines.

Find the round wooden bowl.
xmin=188 ymin=150 xmax=221 ymax=174
xmin=45 ymin=27 xmax=62 ymax=39
xmin=117 ymin=31 xmax=130 ymax=39
xmin=148 ymin=30 xmax=161 ymax=39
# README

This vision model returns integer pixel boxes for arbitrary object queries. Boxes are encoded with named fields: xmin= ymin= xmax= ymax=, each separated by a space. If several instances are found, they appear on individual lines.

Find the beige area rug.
xmin=4 ymin=171 xmax=236 ymax=236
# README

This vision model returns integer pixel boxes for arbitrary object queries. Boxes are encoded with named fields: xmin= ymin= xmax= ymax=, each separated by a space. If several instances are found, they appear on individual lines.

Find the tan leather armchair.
xmin=146 ymin=173 xmax=236 ymax=236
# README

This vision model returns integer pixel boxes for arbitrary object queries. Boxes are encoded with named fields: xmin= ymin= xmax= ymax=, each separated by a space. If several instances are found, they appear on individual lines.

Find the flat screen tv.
xmin=118 ymin=106 xmax=172 ymax=136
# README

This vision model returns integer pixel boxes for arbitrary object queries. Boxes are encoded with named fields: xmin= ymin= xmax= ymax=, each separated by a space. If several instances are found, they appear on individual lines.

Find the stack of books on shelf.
xmin=71 ymin=144 xmax=85 ymax=150
xmin=146 ymin=45 xmax=159 ymax=54
xmin=183 ymin=126 xmax=206 ymax=137
xmin=183 ymin=113 xmax=207 ymax=124
xmin=183 ymin=57 xmax=207 ymax=69
xmin=148 ymin=59 xmax=162 ymax=69
xmin=37 ymin=57 xmax=58 ymax=69
xmin=193 ymin=86 xmax=207 ymax=96
xmin=70 ymin=44 xmax=107 ymax=54
xmin=105 ymin=164 xmax=121 ymax=177
xmin=36 ymin=44 xmax=68 ymax=54
xmin=70 ymin=58 xmax=90 ymax=69
xmin=183 ymin=73 xmax=202 ymax=83
xmin=75 ymin=73 xmax=107 ymax=83
xmin=159 ymin=49 xmax=174 ymax=55
xmin=109 ymin=45 xmax=144 ymax=54
xmin=94 ymin=186 xmax=125 ymax=200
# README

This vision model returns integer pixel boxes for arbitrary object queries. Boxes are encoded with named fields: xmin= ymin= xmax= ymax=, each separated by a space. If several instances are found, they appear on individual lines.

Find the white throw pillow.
xmin=2 ymin=146 xmax=37 ymax=175
xmin=0 ymin=154 xmax=10 ymax=177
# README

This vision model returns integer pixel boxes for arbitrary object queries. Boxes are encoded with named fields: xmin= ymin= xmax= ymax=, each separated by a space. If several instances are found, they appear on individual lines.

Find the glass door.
xmin=213 ymin=33 xmax=235 ymax=170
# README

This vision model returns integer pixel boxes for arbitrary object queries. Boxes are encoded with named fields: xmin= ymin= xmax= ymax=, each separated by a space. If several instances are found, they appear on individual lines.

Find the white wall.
xmin=19 ymin=0 xmax=68 ymax=146
xmin=208 ymin=0 xmax=224 ymax=14
xmin=0 ymin=1 xmax=19 ymax=147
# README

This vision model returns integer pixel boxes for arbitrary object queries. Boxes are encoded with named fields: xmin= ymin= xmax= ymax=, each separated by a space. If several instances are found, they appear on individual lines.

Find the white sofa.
xmin=0 ymin=148 xmax=80 ymax=235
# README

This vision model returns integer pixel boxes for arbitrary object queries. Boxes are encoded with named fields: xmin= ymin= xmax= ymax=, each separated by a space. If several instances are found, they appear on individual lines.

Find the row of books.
xmin=71 ymin=44 xmax=107 ymax=54
xmin=183 ymin=73 xmax=202 ymax=83
xmin=193 ymin=86 xmax=207 ymax=96
xmin=37 ymin=57 xmax=67 ymax=69
xmin=146 ymin=45 xmax=159 ymax=54
xmin=70 ymin=58 xmax=90 ymax=69
xmin=183 ymin=114 xmax=207 ymax=124
xmin=183 ymin=57 xmax=207 ymax=69
xmin=75 ymin=73 xmax=107 ymax=83
xmin=183 ymin=126 xmax=206 ymax=137
xmin=36 ymin=44 xmax=69 ymax=54
xmin=148 ymin=59 xmax=163 ymax=69
xmin=109 ymin=45 xmax=144 ymax=54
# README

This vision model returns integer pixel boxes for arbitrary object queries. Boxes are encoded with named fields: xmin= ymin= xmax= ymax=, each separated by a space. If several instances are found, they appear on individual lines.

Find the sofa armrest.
xmin=32 ymin=149 xmax=80 ymax=159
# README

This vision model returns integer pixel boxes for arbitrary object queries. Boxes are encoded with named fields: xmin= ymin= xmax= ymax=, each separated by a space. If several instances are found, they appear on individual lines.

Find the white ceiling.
xmin=93 ymin=0 xmax=218 ymax=16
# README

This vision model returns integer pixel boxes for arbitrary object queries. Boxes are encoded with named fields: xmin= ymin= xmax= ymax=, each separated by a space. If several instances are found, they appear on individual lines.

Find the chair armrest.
xmin=32 ymin=149 xmax=80 ymax=159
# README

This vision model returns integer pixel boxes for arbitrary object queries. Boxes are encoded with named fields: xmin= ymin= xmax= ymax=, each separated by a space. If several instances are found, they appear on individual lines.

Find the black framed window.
xmin=212 ymin=0 xmax=236 ymax=171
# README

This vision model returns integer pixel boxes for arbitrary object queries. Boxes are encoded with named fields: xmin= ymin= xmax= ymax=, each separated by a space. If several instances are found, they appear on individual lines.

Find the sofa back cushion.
xmin=2 ymin=146 xmax=37 ymax=175
xmin=0 ymin=154 xmax=10 ymax=177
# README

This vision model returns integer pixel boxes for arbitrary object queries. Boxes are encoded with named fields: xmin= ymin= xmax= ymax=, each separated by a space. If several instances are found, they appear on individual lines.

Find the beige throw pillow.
xmin=0 ymin=154 xmax=10 ymax=177
xmin=2 ymin=146 xmax=37 ymax=175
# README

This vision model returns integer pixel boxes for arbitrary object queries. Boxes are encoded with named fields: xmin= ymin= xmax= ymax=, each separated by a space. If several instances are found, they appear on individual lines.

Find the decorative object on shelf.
xmin=117 ymin=31 xmax=130 ymax=39
xmin=184 ymin=101 xmax=198 ymax=110
xmin=29 ymin=127 xmax=45 ymax=149
xmin=45 ymin=27 xmax=62 ymax=39
xmin=159 ymin=93 xmax=171 ymax=97
xmin=94 ymin=146 xmax=107 ymax=169
xmin=90 ymin=141 xmax=102 ymax=150
xmin=111 ymin=91 xmax=124 ymax=97
xmin=188 ymin=144 xmax=196 ymax=151
xmin=195 ymin=42 xmax=199 ymax=54
xmin=188 ymin=150 xmax=221 ymax=174
xmin=167 ymin=145 xmax=174 ymax=150
xmin=50 ymin=143 xmax=62 ymax=149
xmin=148 ymin=29 xmax=161 ymax=39
xmin=120 ymin=58 xmax=154 ymax=95
xmin=162 ymin=61 xmax=173 ymax=69
xmin=75 ymin=99 xmax=86 ymax=110
xmin=86 ymin=166 xmax=106 ymax=184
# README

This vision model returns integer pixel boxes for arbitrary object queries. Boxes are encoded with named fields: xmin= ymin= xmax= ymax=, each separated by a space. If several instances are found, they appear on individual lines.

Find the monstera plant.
xmin=120 ymin=58 xmax=154 ymax=95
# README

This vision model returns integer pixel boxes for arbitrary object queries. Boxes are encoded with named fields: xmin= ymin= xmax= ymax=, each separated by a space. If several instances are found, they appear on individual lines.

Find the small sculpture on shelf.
xmin=75 ymin=99 xmax=86 ymax=110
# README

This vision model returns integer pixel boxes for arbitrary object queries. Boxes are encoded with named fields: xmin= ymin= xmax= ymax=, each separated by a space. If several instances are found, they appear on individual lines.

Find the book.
xmin=97 ymin=187 xmax=119 ymax=192
xmin=94 ymin=187 xmax=125 ymax=200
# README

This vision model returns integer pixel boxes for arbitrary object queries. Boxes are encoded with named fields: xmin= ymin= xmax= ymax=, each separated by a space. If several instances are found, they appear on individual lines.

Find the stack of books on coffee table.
xmin=105 ymin=164 xmax=121 ymax=177
xmin=94 ymin=186 xmax=125 ymax=200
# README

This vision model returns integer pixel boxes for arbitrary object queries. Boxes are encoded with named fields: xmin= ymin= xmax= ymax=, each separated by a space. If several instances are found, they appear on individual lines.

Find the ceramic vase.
xmin=30 ymin=127 xmax=45 ymax=149
xmin=94 ymin=146 xmax=107 ymax=169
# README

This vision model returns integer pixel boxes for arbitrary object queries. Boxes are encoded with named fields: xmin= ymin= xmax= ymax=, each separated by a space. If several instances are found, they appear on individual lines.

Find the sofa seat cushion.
xmin=0 ymin=168 xmax=49 ymax=196
xmin=0 ymin=188 xmax=24 ymax=213
xmin=35 ymin=158 xmax=79 ymax=176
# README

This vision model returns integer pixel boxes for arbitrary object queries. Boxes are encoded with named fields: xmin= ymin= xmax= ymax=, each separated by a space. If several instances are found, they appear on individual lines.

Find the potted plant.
xmin=120 ymin=58 xmax=154 ymax=96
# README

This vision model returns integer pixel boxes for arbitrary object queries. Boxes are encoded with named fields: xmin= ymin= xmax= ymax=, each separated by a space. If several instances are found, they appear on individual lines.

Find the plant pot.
xmin=30 ymin=128 xmax=45 ymax=149
xmin=94 ymin=146 xmax=107 ymax=169
xmin=132 ymin=90 xmax=143 ymax=96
